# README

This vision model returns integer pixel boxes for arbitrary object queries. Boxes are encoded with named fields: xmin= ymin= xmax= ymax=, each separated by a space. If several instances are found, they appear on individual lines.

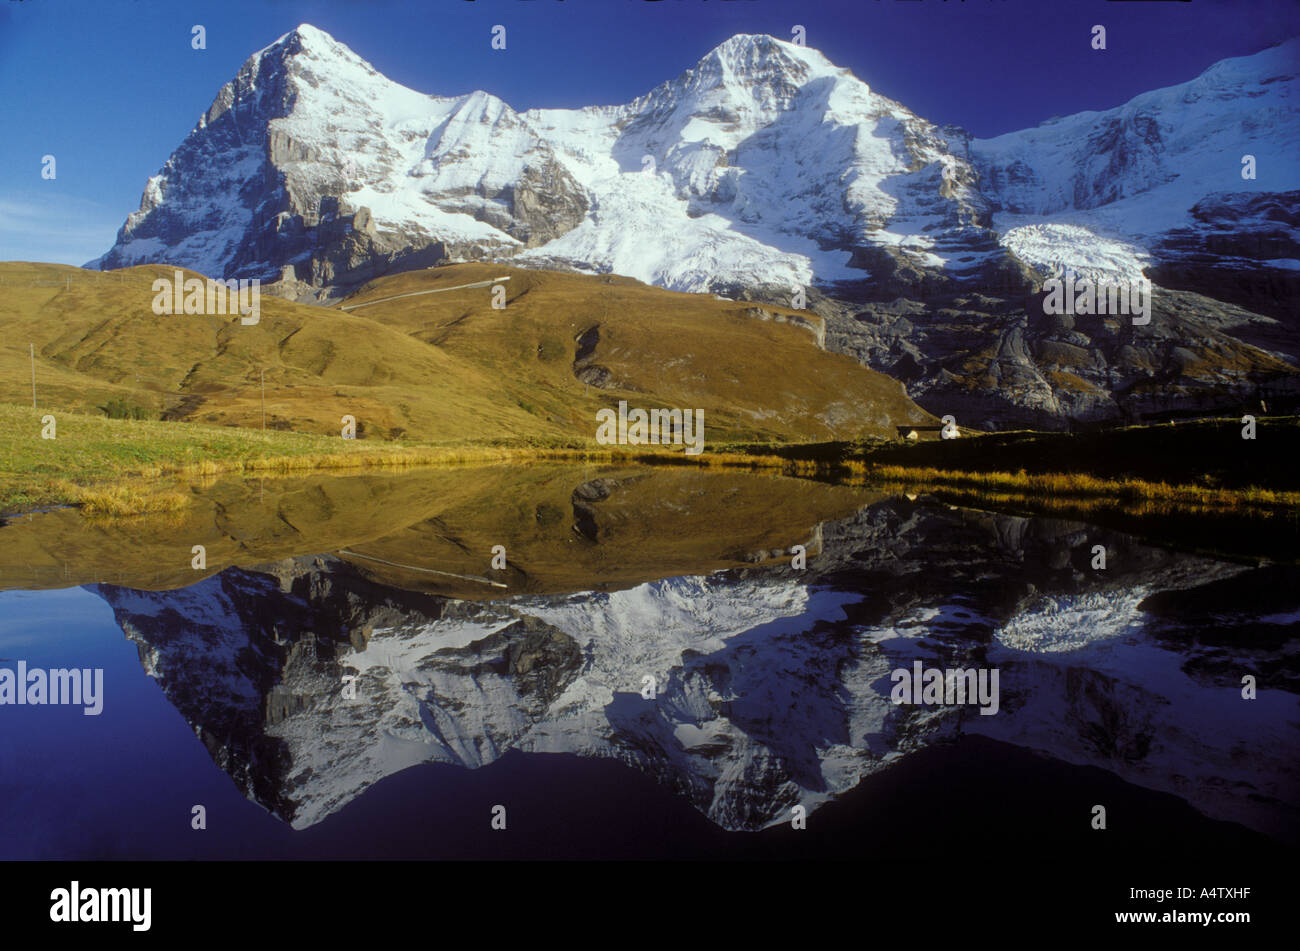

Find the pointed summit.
xmin=696 ymin=32 xmax=840 ymax=86
xmin=662 ymin=32 xmax=846 ymax=108
xmin=197 ymin=21 xmax=410 ymax=136
xmin=247 ymin=21 xmax=383 ymax=79
xmin=618 ymin=32 xmax=861 ymax=149
xmin=259 ymin=23 xmax=350 ymax=59
xmin=287 ymin=22 xmax=335 ymax=46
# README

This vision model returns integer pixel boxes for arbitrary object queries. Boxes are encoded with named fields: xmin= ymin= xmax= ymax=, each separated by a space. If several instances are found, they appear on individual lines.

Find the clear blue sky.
xmin=2 ymin=0 xmax=1297 ymax=266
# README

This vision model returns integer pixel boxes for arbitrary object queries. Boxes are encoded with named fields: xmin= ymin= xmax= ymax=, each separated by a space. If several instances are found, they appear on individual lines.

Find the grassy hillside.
xmin=0 ymin=261 xmax=932 ymax=446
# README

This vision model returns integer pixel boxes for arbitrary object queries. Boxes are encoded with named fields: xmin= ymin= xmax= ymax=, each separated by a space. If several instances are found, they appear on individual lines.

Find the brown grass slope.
xmin=0 ymin=261 xmax=931 ymax=444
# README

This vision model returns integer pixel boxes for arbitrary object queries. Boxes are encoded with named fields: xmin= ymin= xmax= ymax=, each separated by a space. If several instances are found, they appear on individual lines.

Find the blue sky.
xmin=2 ymin=0 xmax=1297 ymax=265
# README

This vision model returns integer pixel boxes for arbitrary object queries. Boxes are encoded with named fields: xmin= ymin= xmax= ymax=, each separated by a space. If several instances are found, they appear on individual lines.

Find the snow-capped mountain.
xmin=92 ymin=24 xmax=1297 ymax=299
xmin=92 ymin=26 xmax=590 ymax=289
xmin=514 ymin=33 xmax=1009 ymax=295
xmin=89 ymin=25 xmax=1019 ymax=295
xmin=972 ymin=37 xmax=1300 ymax=298
xmin=88 ymin=25 xmax=1300 ymax=429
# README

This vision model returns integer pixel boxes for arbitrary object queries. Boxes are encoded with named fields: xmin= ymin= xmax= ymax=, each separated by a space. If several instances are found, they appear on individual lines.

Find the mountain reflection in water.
xmin=1 ymin=465 xmax=1296 ymax=855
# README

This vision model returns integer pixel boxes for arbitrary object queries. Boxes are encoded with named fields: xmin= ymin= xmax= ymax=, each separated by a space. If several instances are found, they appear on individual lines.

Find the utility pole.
xmin=30 ymin=344 xmax=36 ymax=409
xmin=261 ymin=368 xmax=266 ymax=431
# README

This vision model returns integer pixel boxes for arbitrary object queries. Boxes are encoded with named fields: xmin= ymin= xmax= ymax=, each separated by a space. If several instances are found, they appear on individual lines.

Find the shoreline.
xmin=4 ymin=448 xmax=1295 ymax=520
xmin=3 ymin=403 xmax=1296 ymax=518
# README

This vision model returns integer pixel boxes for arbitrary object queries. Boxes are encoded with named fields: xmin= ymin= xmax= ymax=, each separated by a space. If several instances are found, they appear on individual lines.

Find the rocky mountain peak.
xmin=260 ymin=22 xmax=373 ymax=72
xmin=626 ymin=32 xmax=849 ymax=136
xmin=696 ymin=32 xmax=839 ymax=87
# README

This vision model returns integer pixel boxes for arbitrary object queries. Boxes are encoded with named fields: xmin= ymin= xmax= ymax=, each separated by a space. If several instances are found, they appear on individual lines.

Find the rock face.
xmin=90 ymin=25 xmax=1300 ymax=427
xmin=1148 ymin=191 xmax=1300 ymax=323
xmin=807 ymin=284 xmax=1300 ymax=431
xmin=93 ymin=497 xmax=1300 ymax=839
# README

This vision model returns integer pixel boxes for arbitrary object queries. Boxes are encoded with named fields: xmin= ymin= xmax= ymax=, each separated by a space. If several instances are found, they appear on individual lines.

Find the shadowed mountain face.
xmin=804 ymin=282 xmax=1300 ymax=431
xmin=87 ymin=26 xmax=1300 ymax=429
xmin=91 ymin=492 xmax=1300 ymax=838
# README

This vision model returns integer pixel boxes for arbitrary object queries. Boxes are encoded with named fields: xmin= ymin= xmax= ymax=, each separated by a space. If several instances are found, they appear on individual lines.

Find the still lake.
xmin=1 ymin=464 xmax=1296 ymax=861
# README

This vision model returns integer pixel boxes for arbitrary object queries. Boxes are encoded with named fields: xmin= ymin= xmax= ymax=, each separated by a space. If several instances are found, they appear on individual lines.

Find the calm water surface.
xmin=1 ymin=465 xmax=1295 ymax=862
